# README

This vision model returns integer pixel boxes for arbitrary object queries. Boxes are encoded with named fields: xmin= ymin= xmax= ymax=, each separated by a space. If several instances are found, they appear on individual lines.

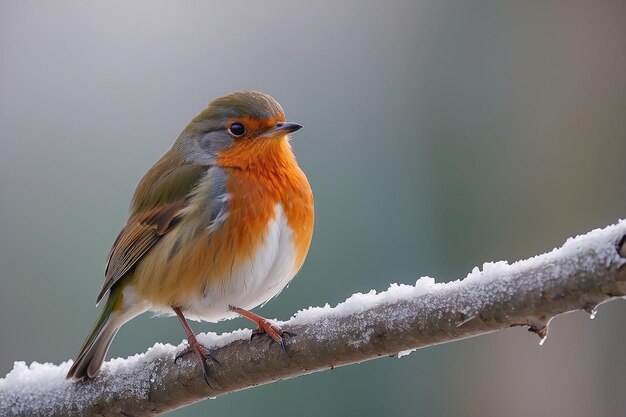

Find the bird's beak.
xmin=259 ymin=122 xmax=303 ymax=138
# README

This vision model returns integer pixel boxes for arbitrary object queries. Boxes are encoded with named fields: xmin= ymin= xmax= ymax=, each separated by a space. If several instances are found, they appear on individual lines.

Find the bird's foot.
xmin=174 ymin=333 xmax=219 ymax=387
xmin=229 ymin=305 xmax=295 ymax=355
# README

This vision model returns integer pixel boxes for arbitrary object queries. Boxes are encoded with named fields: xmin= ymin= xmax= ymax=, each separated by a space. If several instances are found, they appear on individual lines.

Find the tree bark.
xmin=2 ymin=220 xmax=626 ymax=416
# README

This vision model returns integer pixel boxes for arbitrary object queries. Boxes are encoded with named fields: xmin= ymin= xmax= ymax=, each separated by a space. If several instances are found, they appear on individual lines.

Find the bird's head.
xmin=175 ymin=90 xmax=303 ymax=169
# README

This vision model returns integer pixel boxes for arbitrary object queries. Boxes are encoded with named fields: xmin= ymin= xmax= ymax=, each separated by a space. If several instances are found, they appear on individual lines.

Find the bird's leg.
xmin=172 ymin=306 xmax=218 ymax=386
xmin=228 ymin=305 xmax=294 ymax=354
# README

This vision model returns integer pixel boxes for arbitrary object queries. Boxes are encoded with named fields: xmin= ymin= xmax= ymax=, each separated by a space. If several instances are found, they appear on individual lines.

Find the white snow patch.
xmin=0 ymin=343 xmax=179 ymax=415
xmin=196 ymin=328 xmax=251 ymax=349
xmin=290 ymin=277 xmax=440 ymax=325
xmin=0 ymin=330 xmax=253 ymax=414
xmin=397 ymin=349 xmax=417 ymax=358
xmin=1 ymin=360 xmax=73 ymax=395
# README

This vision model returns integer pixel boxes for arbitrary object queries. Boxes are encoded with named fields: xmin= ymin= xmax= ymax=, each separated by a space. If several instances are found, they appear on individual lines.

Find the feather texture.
xmin=96 ymin=162 xmax=208 ymax=303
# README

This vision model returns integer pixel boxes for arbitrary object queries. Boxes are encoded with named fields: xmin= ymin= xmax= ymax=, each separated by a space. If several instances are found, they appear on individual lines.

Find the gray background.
xmin=1 ymin=1 xmax=625 ymax=416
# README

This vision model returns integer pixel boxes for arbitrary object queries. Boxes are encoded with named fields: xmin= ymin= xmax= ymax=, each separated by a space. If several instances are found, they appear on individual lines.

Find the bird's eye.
xmin=229 ymin=123 xmax=245 ymax=137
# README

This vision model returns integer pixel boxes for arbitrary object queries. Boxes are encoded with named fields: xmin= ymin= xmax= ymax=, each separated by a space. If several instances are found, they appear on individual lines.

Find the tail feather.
xmin=67 ymin=286 xmax=124 ymax=380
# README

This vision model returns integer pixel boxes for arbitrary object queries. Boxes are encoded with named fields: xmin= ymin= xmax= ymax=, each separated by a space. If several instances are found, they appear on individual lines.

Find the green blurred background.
xmin=1 ymin=1 xmax=625 ymax=416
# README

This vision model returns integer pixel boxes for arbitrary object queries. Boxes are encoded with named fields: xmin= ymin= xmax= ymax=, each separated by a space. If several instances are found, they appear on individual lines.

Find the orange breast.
xmin=133 ymin=136 xmax=314 ymax=310
xmin=216 ymin=135 xmax=314 ymax=274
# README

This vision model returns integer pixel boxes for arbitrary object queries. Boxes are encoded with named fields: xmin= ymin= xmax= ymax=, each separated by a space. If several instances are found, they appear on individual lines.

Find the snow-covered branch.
xmin=2 ymin=221 xmax=626 ymax=416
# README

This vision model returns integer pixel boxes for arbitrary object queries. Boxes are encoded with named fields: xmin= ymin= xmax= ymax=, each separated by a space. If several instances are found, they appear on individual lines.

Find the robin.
xmin=66 ymin=91 xmax=315 ymax=384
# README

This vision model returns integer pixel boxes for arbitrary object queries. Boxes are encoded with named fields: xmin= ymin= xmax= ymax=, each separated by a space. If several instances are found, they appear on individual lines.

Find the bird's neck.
xmin=216 ymin=137 xmax=298 ymax=173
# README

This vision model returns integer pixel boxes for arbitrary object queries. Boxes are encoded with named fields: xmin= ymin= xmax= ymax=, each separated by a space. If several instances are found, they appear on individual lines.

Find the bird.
xmin=66 ymin=90 xmax=314 ymax=383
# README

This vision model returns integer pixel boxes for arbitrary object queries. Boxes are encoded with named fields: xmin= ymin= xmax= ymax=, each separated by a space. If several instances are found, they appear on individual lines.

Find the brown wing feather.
xmin=96 ymin=200 xmax=185 ymax=303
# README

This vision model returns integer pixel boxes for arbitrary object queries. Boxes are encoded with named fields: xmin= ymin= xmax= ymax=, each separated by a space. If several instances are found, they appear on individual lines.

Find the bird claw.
xmin=250 ymin=324 xmax=296 ymax=356
xmin=175 ymin=342 xmax=219 ymax=364
xmin=174 ymin=338 xmax=219 ymax=388
xmin=174 ymin=343 xmax=193 ymax=364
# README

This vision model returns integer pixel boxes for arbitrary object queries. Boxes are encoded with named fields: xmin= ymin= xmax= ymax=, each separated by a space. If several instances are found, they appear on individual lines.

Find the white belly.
xmin=183 ymin=203 xmax=297 ymax=322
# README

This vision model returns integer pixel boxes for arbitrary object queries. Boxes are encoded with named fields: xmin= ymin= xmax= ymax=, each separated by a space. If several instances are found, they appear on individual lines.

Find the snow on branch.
xmin=2 ymin=221 xmax=626 ymax=416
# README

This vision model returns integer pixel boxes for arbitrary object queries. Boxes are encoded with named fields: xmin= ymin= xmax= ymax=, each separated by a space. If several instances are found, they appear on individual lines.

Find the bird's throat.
xmin=216 ymin=137 xmax=296 ymax=172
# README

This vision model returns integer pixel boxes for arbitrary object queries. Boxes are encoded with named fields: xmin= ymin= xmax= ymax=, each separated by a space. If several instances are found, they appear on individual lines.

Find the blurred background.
xmin=1 ymin=1 xmax=625 ymax=416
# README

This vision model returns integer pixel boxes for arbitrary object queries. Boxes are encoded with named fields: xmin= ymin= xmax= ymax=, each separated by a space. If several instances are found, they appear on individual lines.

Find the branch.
xmin=2 ymin=221 xmax=626 ymax=416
